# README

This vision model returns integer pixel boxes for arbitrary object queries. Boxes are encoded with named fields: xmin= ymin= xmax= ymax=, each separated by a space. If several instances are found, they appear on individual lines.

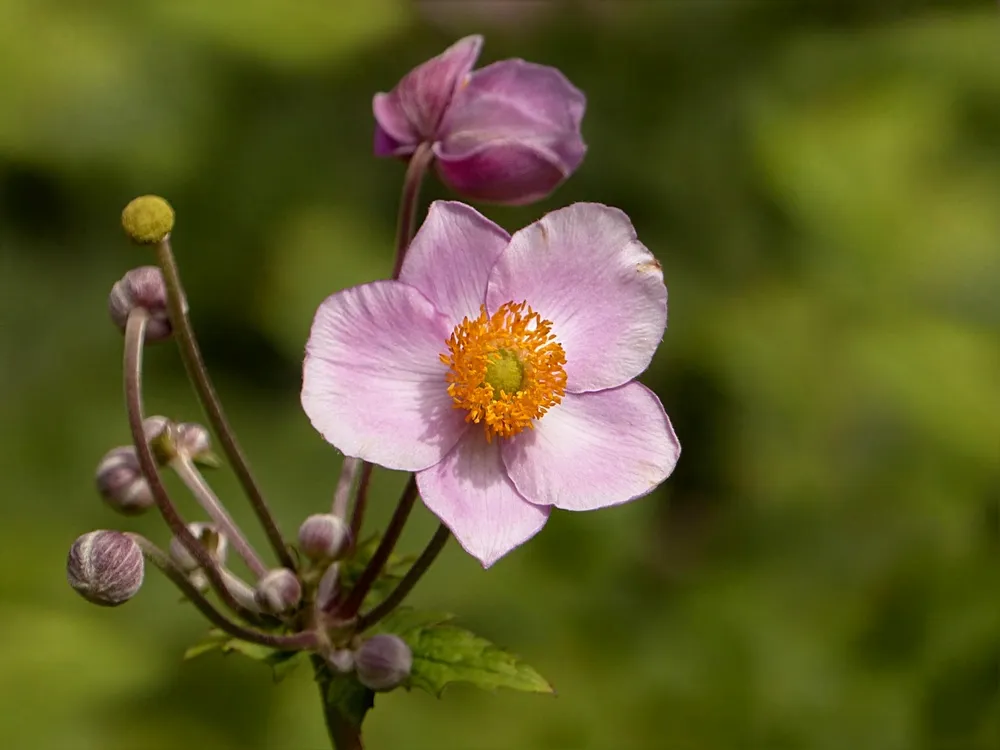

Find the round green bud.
xmin=121 ymin=195 xmax=175 ymax=245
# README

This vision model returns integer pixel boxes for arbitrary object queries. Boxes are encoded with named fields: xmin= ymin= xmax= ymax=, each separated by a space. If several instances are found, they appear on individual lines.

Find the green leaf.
xmin=324 ymin=672 xmax=375 ymax=727
xmin=402 ymin=624 xmax=553 ymax=697
xmin=183 ymin=630 xmax=305 ymax=682
xmin=373 ymin=606 xmax=454 ymax=636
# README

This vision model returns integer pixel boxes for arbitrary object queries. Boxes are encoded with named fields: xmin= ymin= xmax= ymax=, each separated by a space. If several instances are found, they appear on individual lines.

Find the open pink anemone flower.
xmin=373 ymin=35 xmax=586 ymax=205
xmin=301 ymin=202 xmax=680 ymax=567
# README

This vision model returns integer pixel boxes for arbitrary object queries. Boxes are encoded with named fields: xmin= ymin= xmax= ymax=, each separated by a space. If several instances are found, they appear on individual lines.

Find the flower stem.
xmin=332 ymin=457 xmax=361 ymax=519
xmin=337 ymin=476 xmax=419 ymax=619
xmin=347 ymin=462 xmax=374 ymax=549
xmin=155 ymin=237 xmax=295 ymax=571
xmin=390 ymin=141 xmax=434 ymax=279
xmin=131 ymin=533 xmax=314 ymax=650
xmin=170 ymin=455 xmax=269 ymax=579
xmin=312 ymin=655 xmax=365 ymax=750
xmin=356 ymin=523 xmax=450 ymax=632
xmin=123 ymin=309 xmax=263 ymax=624
xmin=345 ymin=143 xmax=433 ymax=546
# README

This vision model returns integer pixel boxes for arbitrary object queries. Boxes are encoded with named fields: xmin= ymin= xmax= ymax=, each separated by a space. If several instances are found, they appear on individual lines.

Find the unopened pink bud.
xmin=95 ymin=446 xmax=154 ymax=515
xmin=355 ymin=634 xmax=412 ymax=691
xmin=169 ymin=522 xmax=228 ymax=573
xmin=298 ymin=514 xmax=349 ymax=561
xmin=255 ymin=568 xmax=302 ymax=615
xmin=109 ymin=266 xmax=172 ymax=341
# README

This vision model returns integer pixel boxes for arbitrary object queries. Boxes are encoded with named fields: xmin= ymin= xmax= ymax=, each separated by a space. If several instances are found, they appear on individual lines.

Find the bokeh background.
xmin=1 ymin=0 xmax=998 ymax=748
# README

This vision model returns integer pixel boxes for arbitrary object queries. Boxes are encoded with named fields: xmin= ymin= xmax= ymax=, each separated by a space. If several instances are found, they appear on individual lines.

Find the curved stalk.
xmin=170 ymin=455 xmax=268 ymax=579
xmin=131 ymin=533 xmax=313 ymax=650
xmin=123 ymin=310 xmax=263 ymax=624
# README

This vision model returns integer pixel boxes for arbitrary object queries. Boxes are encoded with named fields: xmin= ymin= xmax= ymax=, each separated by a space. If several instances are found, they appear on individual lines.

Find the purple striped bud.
xmin=67 ymin=530 xmax=144 ymax=606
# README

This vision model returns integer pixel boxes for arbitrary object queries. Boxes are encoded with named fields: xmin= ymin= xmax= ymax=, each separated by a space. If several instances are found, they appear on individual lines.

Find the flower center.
xmin=441 ymin=301 xmax=567 ymax=441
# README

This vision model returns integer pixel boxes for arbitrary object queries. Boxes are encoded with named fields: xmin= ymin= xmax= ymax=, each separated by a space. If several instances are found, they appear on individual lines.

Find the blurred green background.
xmin=1 ymin=0 xmax=997 ymax=748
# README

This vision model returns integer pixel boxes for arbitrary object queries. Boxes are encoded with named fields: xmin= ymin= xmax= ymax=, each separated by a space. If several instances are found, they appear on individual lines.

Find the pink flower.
xmin=373 ymin=36 xmax=587 ymax=205
xmin=301 ymin=202 xmax=680 ymax=567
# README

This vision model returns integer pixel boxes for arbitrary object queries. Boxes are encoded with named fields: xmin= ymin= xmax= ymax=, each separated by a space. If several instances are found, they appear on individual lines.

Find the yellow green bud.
xmin=121 ymin=195 xmax=175 ymax=245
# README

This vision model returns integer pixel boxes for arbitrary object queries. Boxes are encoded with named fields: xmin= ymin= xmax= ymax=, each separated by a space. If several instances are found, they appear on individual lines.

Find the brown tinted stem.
xmin=337 ymin=476 xmax=419 ymax=619
xmin=155 ymin=237 xmax=295 ymax=571
xmin=355 ymin=523 xmax=450 ymax=632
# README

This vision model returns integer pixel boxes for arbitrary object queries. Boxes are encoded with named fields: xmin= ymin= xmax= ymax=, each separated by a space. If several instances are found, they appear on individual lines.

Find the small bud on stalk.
xmin=355 ymin=634 xmax=412 ymax=691
xmin=326 ymin=649 xmax=354 ymax=674
xmin=121 ymin=195 xmax=175 ymax=245
xmin=109 ymin=266 xmax=172 ymax=342
xmin=169 ymin=522 xmax=228 ymax=573
xmin=95 ymin=446 xmax=154 ymax=515
xmin=67 ymin=530 xmax=145 ymax=606
xmin=255 ymin=568 xmax=302 ymax=615
xmin=298 ymin=514 xmax=349 ymax=562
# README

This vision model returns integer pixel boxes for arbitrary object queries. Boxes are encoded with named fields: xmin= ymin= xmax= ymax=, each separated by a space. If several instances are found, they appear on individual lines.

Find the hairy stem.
xmin=356 ymin=523 xmax=450 ymax=632
xmin=131 ymin=533 xmax=314 ymax=650
xmin=123 ymin=310 xmax=263 ymax=624
xmin=171 ymin=455 xmax=268 ymax=579
xmin=337 ymin=477 xmax=419 ymax=619
xmin=155 ymin=237 xmax=295 ymax=570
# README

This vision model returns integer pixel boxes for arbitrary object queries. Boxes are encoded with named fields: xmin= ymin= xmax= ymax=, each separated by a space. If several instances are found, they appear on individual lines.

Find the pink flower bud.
xmin=95 ymin=446 xmax=154 ymax=515
xmin=169 ymin=522 xmax=228 ymax=573
xmin=373 ymin=36 xmax=586 ymax=205
xmin=355 ymin=634 xmax=412 ymax=691
xmin=297 ymin=514 xmax=349 ymax=561
xmin=108 ymin=266 xmax=172 ymax=341
xmin=254 ymin=568 xmax=302 ymax=615
xmin=67 ymin=530 xmax=144 ymax=606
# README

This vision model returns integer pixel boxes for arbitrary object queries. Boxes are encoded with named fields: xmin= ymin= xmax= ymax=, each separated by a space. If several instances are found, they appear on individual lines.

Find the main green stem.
xmin=313 ymin=656 xmax=365 ymax=750
xmin=155 ymin=238 xmax=295 ymax=571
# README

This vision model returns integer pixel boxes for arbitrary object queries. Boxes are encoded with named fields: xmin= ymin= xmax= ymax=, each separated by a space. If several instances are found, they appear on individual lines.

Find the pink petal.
xmin=373 ymin=119 xmax=416 ymax=158
xmin=434 ymin=141 xmax=570 ymax=205
xmin=302 ymin=281 xmax=468 ymax=472
xmin=435 ymin=59 xmax=586 ymax=204
xmin=373 ymin=35 xmax=483 ymax=149
xmin=417 ymin=431 xmax=550 ymax=568
xmin=398 ymin=201 xmax=509 ymax=325
xmin=502 ymin=383 xmax=680 ymax=511
xmin=486 ymin=203 xmax=667 ymax=392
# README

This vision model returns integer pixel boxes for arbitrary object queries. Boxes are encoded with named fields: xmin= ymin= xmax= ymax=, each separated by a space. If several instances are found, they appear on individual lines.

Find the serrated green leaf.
xmin=403 ymin=624 xmax=553 ymax=697
xmin=373 ymin=606 xmax=454 ymax=636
